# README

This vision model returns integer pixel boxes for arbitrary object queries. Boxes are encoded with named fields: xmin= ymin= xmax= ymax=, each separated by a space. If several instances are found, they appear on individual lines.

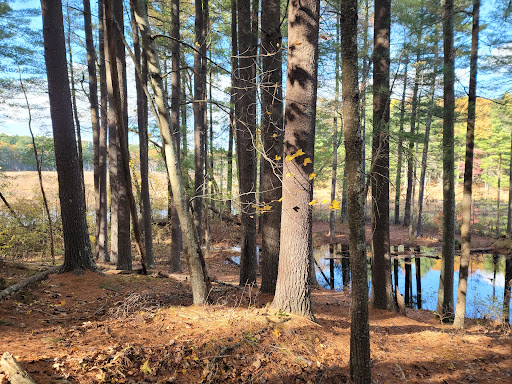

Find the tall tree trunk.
xmin=236 ymin=0 xmax=258 ymax=286
xmin=66 ymin=2 xmax=85 ymax=192
xmin=371 ymin=0 xmax=394 ymax=311
xmin=194 ymin=0 xmax=205 ymax=243
xmin=259 ymin=0 xmax=283 ymax=294
xmin=97 ymin=0 xmax=109 ymax=263
xmin=83 ymin=0 xmax=102 ymax=261
xmin=107 ymin=0 xmax=131 ymax=270
xmin=359 ymin=0 xmax=370 ymax=195
xmin=227 ymin=0 xmax=237 ymax=215
xmin=404 ymin=53 xmax=421 ymax=227
xmin=131 ymin=3 xmax=154 ymax=268
xmin=394 ymin=50 xmax=408 ymax=225
xmin=271 ymin=0 xmax=320 ymax=320
xmin=416 ymin=38 xmax=440 ymax=237
xmin=504 ymin=256 xmax=512 ymax=323
xmin=437 ymin=0 xmax=456 ymax=321
xmin=105 ymin=0 xmax=147 ymax=274
xmin=41 ymin=0 xmax=96 ymax=273
xmin=132 ymin=0 xmax=210 ymax=304
xmin=497 ymin=154 xmax=502 ymax=236
xmin=454 ymin=0 xmax=480 ymax=329
xmin=341 ymin=0 xmax=371 ymax=380
xmin=169 ymin=0 xmax=183 ymax=273
xmin=330 ymin=9 xmax=340 ymax=239
xmin=203 ymin=0 xmax=210 ymax=260
xmin=403 ymin=9 xmax=425 ymax=227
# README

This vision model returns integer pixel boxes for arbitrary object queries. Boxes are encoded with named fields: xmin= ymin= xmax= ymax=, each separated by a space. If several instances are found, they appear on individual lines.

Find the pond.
xmin=315 ymin=245 xmax=510 ymax=323
xmin=226 ymin=245 xmax=510 ymax=323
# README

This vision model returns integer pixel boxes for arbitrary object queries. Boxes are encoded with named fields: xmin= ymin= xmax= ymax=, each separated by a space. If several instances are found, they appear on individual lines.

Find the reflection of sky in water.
xmin=225 ymin=246 xmax=510 ymax=322
xmin=314 ymin=246 xmax=510 ymax=322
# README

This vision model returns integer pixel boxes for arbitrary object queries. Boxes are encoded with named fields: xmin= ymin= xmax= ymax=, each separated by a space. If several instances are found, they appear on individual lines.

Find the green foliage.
xmin=0 ymin=199 xmax=64 ymax=259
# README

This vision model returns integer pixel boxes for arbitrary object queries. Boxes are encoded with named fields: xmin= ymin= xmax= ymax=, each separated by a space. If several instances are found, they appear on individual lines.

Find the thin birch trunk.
xmin=132 ymin=0 xmax=210 ymax=303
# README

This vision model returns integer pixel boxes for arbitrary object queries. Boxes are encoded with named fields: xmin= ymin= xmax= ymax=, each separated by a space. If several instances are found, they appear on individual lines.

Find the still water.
xmin=226 ymin=245 xmax=509 ymax=321
xmin=315 ymin=245 xmax=510 ymax=322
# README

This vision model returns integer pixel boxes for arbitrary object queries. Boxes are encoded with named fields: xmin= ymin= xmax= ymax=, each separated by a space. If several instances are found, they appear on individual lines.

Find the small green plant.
xmin=99 ymin=280 xmax=120 ymax=292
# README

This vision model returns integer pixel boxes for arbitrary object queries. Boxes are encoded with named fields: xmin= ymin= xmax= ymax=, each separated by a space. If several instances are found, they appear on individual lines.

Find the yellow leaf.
xmin=308 ymin=200 xmax=318 ymax=206
xmin=303 ymin=157 xmax=312 ymax=166
xmin=330 ymin=200 xmax=341 ymax=210
xmin=295 ymin=149 xmax=305 ymax=156
xmin=195 ymin=41 xmax=200 ymax=47
xmin=266 ymin=110 xmax=272 ymax=115
xmin=275 ymin=155 xmax=281 ymax=160
xmin=272 ymin=133 xmax=278 ymax=138
xmin=322 ymin=199 xmax=329 ymax=203
xmin=140 ymin=360 xmax=152 ymax=375
xmin=294 ymin=40 xmax=302 ymax=46
xmin=56 ymin=300 xmax=65 ymax=306
xmin=286 ymin=172 xmax=294 ymax=177
xmin=285 ymin=155 xmax=294 ymax=162
xmin=263 ymin=205 xmax=272 ymax=211
xmin=309 ymin=173 xmax=316 ymax=180
xmin=278 ymin=197 xmax=283 ymax=202
xmin=252 ymin=204 xmax=258 ymax=208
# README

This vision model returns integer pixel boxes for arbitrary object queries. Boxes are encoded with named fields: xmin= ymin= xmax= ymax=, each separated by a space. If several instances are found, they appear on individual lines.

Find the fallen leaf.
xmin=140 ymin=360 xmax=152 ymax=375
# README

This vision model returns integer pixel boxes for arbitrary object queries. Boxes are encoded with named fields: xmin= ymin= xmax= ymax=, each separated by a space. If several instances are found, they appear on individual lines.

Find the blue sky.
xmin=0 ymin=0 xmax=510 ymax=143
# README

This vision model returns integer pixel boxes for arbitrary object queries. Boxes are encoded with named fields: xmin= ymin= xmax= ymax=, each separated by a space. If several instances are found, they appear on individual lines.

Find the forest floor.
xmin=1 ymin=221 xmax=511 ymax=384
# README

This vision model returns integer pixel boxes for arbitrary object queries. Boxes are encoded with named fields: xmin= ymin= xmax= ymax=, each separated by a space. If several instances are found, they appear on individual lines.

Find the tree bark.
xmin=259 ymin=0 xmax=283 ymax=294
xmin=454 ymin=0 xmax=480 ymax=329
xmin=131 ymin=2 xmax=154 ymax=269
xmin=227 ymin=0 xmax=237 ymax=215
xmin=84 ymin=0 xmax=104 ymax=263
xmin=271 ymin=0 xmax=320 ymax=320
xmin=105 ymin=0 xmax=147 ymax=274
xmin=66 ymin=3 xmax=85 ymax=194
xmin=371 ymin=0 xmax=394 ymax=311
xmin=404 ymin=14 xmax=424 ymax=227
xmin=40 ymin=0 xmax=96 ymax=272
xmin=236 ymin=0 xmax=258 ymax=286
xmin=394 ymin=51 xmax=408 ymax=225
xmin=169 ymin=0 xmax=183 ymax=273
xmin=97 ymin=0 xmax=109 ymax=263
xmin=132 ymin=0 xmax=210 ymax=304
xmin=504 ymin=256 xmax=512 ymax=323
xmin=341 ymin=0 xmax=371 ymax=380
xmin=107 ymin=0 xmax=131 ymax=270
xmin=194 ymin=0 xmax=205 ymax=243
xmin=416 ymin=36 xmax=440 ymax=237
xmin=437 ymin=0 xmax=456 ymax=321
xmin=330 ymin=10 xmax=340 ymax=239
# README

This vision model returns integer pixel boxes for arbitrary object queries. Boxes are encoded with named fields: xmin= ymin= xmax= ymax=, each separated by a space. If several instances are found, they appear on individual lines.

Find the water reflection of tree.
xmin=420 ymin=257 xmax=436 ymax=278
xmin=482 ymin=254 xmax=505 ymax=273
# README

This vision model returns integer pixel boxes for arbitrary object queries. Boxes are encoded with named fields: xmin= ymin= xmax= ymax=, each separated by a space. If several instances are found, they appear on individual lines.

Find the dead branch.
xmin=0 ymin=265 xmax=61 ymax=300
xmin=0 ymin=352 xmax=36 ymax=384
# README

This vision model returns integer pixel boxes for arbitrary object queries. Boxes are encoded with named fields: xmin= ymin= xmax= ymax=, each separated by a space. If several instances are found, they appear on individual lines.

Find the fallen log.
xmin=0 ymin=265 xmax=61 ymax=300
xmin=225 ymin=257 xmax=240 ymax=267
xmin=0 ymin=352 xmax=36 ymax=384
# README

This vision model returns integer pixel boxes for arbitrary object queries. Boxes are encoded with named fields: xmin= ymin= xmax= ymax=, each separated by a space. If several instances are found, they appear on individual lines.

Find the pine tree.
xmin=41 ymin=0 xmax=96 ymax=273
xmin=271 ymin=0 xmax=320 ymax=320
